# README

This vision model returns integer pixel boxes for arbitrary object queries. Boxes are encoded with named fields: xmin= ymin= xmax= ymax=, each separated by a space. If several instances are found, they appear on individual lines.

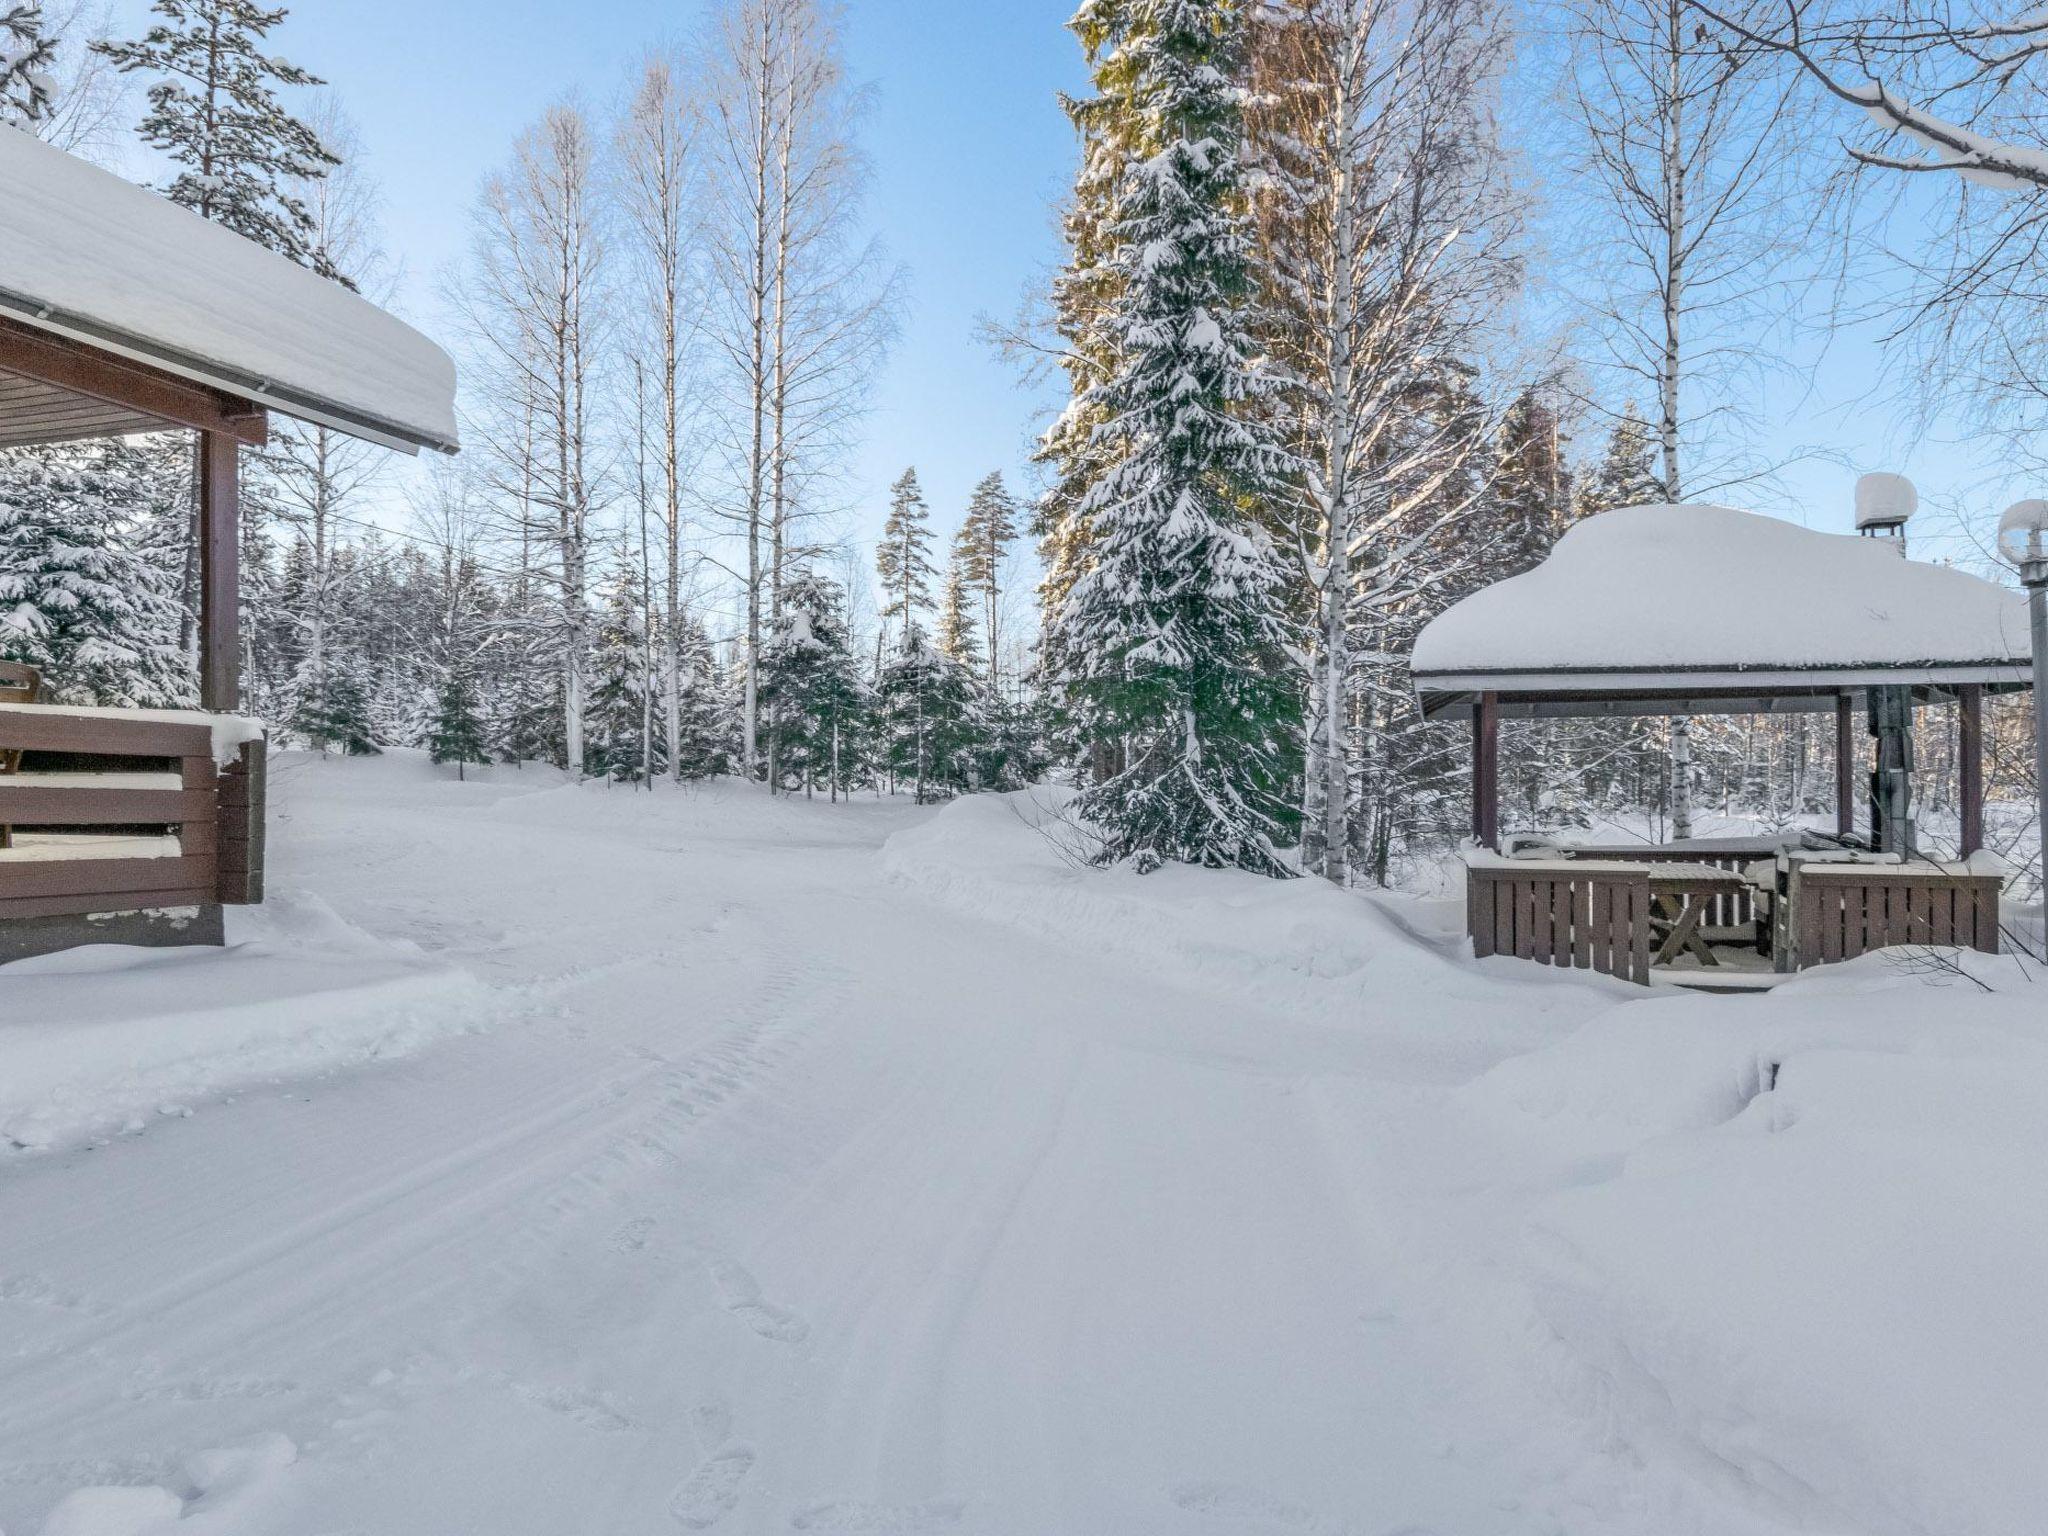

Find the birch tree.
xmin=456 ymin=104 xmax=607 ymax=774
xmin=616 ymin=52 xmax=701 ymax=782
xmin=1688 ymin=0 xmax=2048 ymax=471
xmin=1252 ymin=0 xmax=1524 ymax=883
xmin=700 ymin=0 xmax=893 ymax=782
xmin=268 ymin=99 xmax=386 ymax=749
xmin=1561 ymin=0 xmax=1797 ymax=837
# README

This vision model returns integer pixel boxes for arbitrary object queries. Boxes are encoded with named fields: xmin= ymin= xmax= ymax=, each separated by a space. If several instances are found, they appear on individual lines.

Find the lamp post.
xmin=1999 ymin=499 xmax=2048 ymax=899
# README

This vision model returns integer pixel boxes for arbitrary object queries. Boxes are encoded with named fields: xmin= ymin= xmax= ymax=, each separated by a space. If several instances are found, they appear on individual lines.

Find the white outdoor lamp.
xmin=1999 ymin=498 xmax=2048 ymax=895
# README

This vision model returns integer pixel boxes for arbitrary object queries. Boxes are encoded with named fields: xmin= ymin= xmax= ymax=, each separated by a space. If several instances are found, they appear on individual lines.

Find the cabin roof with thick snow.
xmin=1413 ymin=503 xmax=2034 ymax=715
xmin=0 ymin=128 xmax=458 ymax=455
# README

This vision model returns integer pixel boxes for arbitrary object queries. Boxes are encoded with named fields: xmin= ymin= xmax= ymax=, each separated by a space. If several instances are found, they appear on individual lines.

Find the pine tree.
xmin=1576 ymin=408 xmax=1665 ymax=517
xmin=874 ymin=468 xmax=936 ymax=646
xmin=429 ymin=664 xmax=490 ymax=780
xmin=95 ymin=0 xmax=341 ymax=273
xmin=1048 ymin=0 xmax=1304 ymax=877
xmin=0 ymin=3 xmax=54 ymax=125
xmin=0 ymin=442 xmax=193 ymax=707
xmin=954 ymin=471 xmax=1018 ymax=689
xmin=759 ymin=571 xmax=870 ymax=799
xmin=934 ymin=558 xmax=983 ymax=677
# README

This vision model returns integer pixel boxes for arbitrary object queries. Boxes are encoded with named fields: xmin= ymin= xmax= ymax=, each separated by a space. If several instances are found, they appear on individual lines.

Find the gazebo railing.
xmin=1469 ymin=861 xmax=1654 ymax=986
xmin=1782 ymin=864 xmax=2001 ymax=968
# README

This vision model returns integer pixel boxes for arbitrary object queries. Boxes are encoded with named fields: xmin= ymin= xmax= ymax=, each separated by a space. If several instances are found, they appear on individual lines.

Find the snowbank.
xmin=36 ymin=1432 xmax=297 ymax=1535
xmin=0 ymin=892 xmax=490 ymax=1151
xmin=882 ymin=789 xmax=1616 ymax=1074
xmin=1461 ymin=962 xmax=2048 ymax=1535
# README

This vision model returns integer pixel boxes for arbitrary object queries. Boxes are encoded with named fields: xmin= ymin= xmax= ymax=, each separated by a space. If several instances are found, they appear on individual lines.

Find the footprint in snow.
xmin=670 ymin=1444 xmax=756 ymax=1529
xmin=613 ymin=1216 xmax=658 ymax=1253
xmin=708 ymin=1259 xmax=809 ymax=1344
xmin=1170 ymin=1482 xmax=1433 ymax=1536
xmin=789 ymin=1501 xmax=963 ymax=1533
xmin=1171 ymin=1482 xmax=1319 ymax=1529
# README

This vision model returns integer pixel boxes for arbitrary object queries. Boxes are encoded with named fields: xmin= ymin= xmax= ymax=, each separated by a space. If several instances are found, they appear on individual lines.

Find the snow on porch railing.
xmin=0 ymin=704 xmax=266 ymax=921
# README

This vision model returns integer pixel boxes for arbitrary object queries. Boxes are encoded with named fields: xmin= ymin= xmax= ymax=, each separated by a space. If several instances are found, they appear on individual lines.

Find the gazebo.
xmin=0 ymin=129 xmax=457 ymax=963
xmin=1413 ymin=503 xmax=2033 ymax=987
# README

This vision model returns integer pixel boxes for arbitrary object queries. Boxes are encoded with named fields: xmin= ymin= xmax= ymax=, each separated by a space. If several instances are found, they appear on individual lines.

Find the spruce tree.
xmin=877 ymin=623 xmax=984 ymax=804
xmin=95 ymin=0 xmax=341 ymax=273
xmin=955 ymin=471 xmax=1018 ymax=688
xmin=1049 ymin=0 xmax=1303 ymax=877
xmin=307 ymin=652 xmax=379 ymax=755
xmin=874 ymin=468 xmax=936 ymax=646
xmin=0 ymin=442 xmax=192 ymax=707
xmin=585 ymin=547 xmax=657 ymax=782
xmin=759 ymin=571 xmax=870 ymax=799
xmin=1576 ymin=409 xmax=1665 ymax=517
xmin=0 ymin=3 xmax=54 ymax=126
xmin=429 ymin=665 xmax=489 ymax=780
xmin=672 ymin=611 xmax=736 ymax=780
xmin=1490 ymin=388 xmax=1574 ymax=576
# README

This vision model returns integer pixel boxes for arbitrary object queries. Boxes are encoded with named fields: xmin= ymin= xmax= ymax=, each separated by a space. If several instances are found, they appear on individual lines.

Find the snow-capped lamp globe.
xmin=1998 ymin=498 xmax=2048 ymax=894
xmin=1855 ymin=472 xmax=1917 ymax=555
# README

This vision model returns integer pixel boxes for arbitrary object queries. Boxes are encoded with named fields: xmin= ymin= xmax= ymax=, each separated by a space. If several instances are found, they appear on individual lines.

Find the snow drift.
xmin=0 ymin=891 xmax=489 ymax=1151
xmin=883 ymin=788 xmax=1615 ymax=1077
xmin=1462 ymin=963 xmax=2048 ymax=1536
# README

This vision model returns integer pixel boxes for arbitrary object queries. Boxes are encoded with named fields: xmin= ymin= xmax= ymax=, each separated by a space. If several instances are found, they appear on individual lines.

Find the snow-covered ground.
xmin=1 ymin=755 xmax=2040 ymax=1536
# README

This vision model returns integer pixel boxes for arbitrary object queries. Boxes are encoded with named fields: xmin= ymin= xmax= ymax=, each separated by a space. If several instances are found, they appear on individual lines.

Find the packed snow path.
xmin=3 ymin=758 xmax=2033 ymax=1535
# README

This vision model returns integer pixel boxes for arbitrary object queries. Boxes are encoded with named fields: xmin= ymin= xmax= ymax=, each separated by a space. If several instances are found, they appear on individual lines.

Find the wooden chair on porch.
xmin=0 ymin=661 xmax=41 ymax=851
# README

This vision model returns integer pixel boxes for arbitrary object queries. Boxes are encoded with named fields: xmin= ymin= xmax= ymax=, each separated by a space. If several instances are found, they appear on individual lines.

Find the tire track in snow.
xmin=0 ymin=949 xmax=852 ymax=1458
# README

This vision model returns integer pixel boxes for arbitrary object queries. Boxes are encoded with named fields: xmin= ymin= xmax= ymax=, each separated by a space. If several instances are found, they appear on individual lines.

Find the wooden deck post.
xmin=1960 ymin=683 xmax=1985 ymax=858
xmin=1472 ymin=690 xmax=1500 ymax=851
xmin=1835 ymin=693 xmax=1856 ymax=840
xmin=198 ymin=430 xmax=241 ymax=713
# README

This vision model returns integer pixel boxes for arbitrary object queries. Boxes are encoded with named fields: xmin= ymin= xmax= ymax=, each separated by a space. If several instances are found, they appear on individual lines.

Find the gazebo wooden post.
xmin=1835 ymin=693 xmax=1857 ymax=840
xmin=197 ymin=430 xmax=241 ymax=713
xmin=1960 ymin=682 xmax=1985 ymax=858
xmin=1472 ymin=690 xmax=1501 ymax=851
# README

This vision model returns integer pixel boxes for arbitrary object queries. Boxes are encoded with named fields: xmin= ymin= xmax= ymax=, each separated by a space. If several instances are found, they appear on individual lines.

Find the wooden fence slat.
xmin=1627 ymin=881 xmax=1652 ymax=985
xmin=0 ymin=854 xmax=216 ymax=900
xmin=0 ymin=886 xmax=216 ymax=921
xmin=1971 ymin=882 xmax=2001 ymax=954
xmin=1571 ymin=879 xmax=1592 ymax=970
xmin=0 ymin=707 xmax=211 ymax=758
xmin=0 ymin=784 xmax=214 ymax=825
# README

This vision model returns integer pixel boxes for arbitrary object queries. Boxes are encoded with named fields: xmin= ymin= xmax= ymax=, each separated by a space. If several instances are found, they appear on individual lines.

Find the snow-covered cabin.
xmin=0 ymin=130 xmax=458 ymax=963
xmin=1413 ymin=504 xmax=2031 ymax=989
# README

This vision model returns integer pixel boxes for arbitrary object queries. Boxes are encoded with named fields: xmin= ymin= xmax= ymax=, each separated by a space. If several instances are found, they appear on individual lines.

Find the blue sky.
xmin=103 ymin=0 xmax=1090 ymax=556
xmin=90 ymin=0 xmax=2016 ymax=560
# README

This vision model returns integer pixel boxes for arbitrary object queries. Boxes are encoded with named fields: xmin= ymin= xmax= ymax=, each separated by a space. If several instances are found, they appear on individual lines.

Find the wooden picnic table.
xmin=1645 ymin=862 xmax=1755 ymax=968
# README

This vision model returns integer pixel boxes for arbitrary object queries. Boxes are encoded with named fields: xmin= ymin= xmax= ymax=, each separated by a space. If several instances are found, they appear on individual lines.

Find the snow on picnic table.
xmin=0 ymin=755 xmax=2040 ymax=1536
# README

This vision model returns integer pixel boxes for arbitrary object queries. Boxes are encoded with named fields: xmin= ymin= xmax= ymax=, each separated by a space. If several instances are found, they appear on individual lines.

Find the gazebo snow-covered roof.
xmin=1414 ymin=504 xmax=2034 ymax=718
xmin=0 ymin=127 xmax=458 ymax=456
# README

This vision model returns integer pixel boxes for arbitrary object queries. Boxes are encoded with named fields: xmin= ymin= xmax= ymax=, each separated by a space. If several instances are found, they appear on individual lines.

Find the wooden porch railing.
xmin=0 ymin=705 xmax=265 ymax=928
xmin=1469 ymin=862 xmax=1653 ymax=985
